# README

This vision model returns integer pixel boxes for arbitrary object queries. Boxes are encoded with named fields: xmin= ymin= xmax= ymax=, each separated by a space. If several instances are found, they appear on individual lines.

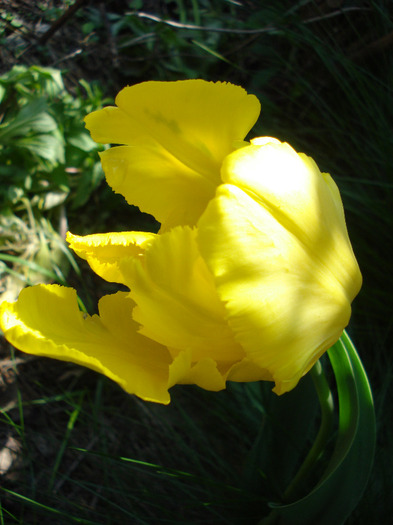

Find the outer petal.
xmin=167 ymin=350 xmax=272 ymax=389
xmin=198 ymin=140 xmax=362 ymax=394
xmin=224 ymin=137 xmax=361 ymax=298
xmin=168 ymin=349 xmax=226 ymax=391
xmin=225 ymin=358 xmax=273 ymax=383
xmin=99 ymin=145 xmax=215 ymax=231
xmin=85 ymin=80 xmax=260 ymax=230
xmin=67 ymin=231 xmax=156 ymax=284
xmin=0 ymin=285 xmax=172 ymax=403
xmin=119 ymin=225 xmax=246 ymax=365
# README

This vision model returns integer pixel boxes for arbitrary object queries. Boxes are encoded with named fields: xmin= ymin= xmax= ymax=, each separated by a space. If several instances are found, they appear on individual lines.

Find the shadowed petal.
xmin=120 ymin=226 xmax=245 ymax=364
xmin=167 ymin=350 xmax=273 ymax=390
xmin=225 ymin=358 xmax=273 ymax=383
xmin=168 ymin=349 xmax=226 ymax=391
xmin=99 ymin=145 xmax=215 ymax=231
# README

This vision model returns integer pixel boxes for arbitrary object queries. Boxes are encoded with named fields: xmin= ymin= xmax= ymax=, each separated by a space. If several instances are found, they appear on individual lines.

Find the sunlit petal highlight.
xmin=67 ymin=231 xmax=156 ymax=284
xmin=198 ymin=139 xmax=362 ymax=393
xmin=120 ymin=226 xmax=245 ymax=364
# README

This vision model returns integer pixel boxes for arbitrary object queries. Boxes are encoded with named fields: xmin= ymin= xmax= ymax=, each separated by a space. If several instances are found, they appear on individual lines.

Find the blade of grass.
xmin=191 ymin=39 xmax=235 ymax=66
xmin=48 ymin=391 xmax=85 ymax=492
xmin=0 ymin=253 xmax=64 ymax=283
xmin=0 ymin=488 xmax=99 ymax=525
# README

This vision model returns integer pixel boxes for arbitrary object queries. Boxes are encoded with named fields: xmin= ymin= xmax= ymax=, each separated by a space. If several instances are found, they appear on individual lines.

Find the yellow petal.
xmin=168 ymin=349 xmax=226 ymax=391
xmin=85 ymin=80 xmax=260 ymax=229
xmin=198 ymin=140 xmax=362 ymax=394
xmin=83 ymin=106 xmax=140 ymax=146
xmin=223 ymin=138 xmax=361 ymax=299
xmin=119 ymin=225 xmax=245 ymax=364
xmin=99 ymin=145 xmax=215 ymax=231
xmin=225 ymin=358 xmax=273 ymax=383
xmin=168 ymin=350 xmax=272 ymax=392
xmin=0 ymin=285 xmax=172 ymax=403
xmin=67 ymin=231 xmax=156 ymax=284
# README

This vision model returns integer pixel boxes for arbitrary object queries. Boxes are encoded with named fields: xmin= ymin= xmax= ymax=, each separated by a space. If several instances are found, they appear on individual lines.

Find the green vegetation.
xmin=0 ymin=0 xmax=391 ymax=523
xmin=0 ymin=65 xmax=110 ymax=300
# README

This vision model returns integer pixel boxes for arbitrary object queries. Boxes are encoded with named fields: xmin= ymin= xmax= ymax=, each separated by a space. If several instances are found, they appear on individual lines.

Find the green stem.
xmin=282 ymin=360 xmax=335 ymax=501
xmin=257 ymin=360 xmax=336 ymax=525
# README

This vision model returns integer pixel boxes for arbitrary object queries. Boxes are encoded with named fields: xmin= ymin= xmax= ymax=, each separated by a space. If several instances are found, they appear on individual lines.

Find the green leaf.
xmin=260 ymin=331 xmax=375 ymax=524
xmin=5 ymin=185 xmax=25 ymax=204
xmin=14 ymin=133 xmax=64 ymax=164
xmin=70 ymin=161 xmax=104 ymax=209
xmin=0 ymin=98 xmax=57 ymax=143
xmin=246 ymin=373 xmax=319 ymax=501
xmin=0 ymin=84 xmax=6 ymax=104
xmin=39 ymin=190 xmax=69 ymax=210
xmin=67 ymin=131 xmax=97 ymax=152
xmin=29 ymin=66 xmax=65 ymax=99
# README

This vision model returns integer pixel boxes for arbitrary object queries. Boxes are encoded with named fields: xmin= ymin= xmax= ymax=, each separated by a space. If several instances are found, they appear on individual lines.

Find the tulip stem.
xmin=282 ymin=359 xmax=335 ymax=501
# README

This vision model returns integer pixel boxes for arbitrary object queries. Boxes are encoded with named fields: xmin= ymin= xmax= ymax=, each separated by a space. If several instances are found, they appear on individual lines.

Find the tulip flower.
xmin=0 ymin=80 xmax=362 ymax=404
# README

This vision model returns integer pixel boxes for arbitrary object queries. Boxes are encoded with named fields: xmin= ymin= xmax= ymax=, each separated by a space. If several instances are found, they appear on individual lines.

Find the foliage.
xmin=0 ymin=65 xmax=110 ymax=297
xmin=0 ymin=65 xmax=108 ymax=213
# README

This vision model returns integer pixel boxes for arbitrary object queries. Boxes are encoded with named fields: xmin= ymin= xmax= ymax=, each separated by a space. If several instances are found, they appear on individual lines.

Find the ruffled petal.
xmin=119 ymin=225 xmax=245 ymax=364
xmin=113 ymin=80 xmax=260 ymax=175
xmin=198 ymin=140 xmax=362 ymax=394
xmin=67 ymin=231 xmax=156 ymax=284
xmin=99 ymin=145 xmax=215 ymax=231
xmin=85 ymin=80 xmax=260 ymax=230
xmin=0 ymin=285 xmax=172 ymax=403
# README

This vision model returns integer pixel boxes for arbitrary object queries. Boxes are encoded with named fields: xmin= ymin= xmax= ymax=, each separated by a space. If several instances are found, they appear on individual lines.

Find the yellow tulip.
xmin=0 ymin=80 xmax=362 ymax=403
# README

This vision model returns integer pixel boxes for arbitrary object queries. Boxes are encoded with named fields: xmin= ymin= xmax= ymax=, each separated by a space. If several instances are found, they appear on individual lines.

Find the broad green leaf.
xmin=0 ymin=84 xmax=5 ymax=104
xmin=0 ymin=65 xmax=64 ymax=99
xmin=15 ymin=134 xmax=64 ymax=164
xmin=245 ymin=373 xmax=319 ymax=500
xmin=30 ymin=66 xmax=64 ymax=98
xmin=68 ymin=131 xmax=97 ymax=152
xmin=0 ymin=98 xmax=57 ymax=143
xmin=260 ymin=331 xmax=375 ymax=524
xmin=0 ymin=65 xmax=28 ymax=86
